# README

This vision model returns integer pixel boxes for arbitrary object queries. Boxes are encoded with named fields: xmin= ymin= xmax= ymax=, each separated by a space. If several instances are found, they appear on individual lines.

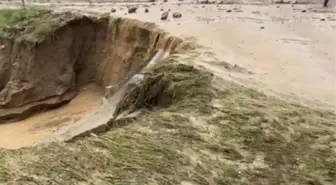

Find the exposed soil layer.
xmin=0 ymin=9 xmax=182 ymax=122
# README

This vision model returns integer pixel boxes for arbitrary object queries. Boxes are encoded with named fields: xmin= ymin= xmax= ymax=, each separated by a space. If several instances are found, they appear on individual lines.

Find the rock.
xmin=161 ymin=11 xmax=169 ymax=20
xmin=260 ymin=26 xmax=264 ymax=29
xmin=128 ymin=7 xmax=137 ymax=13
xmin=172 ymin=12 xmax=182 ymax=18
xmin=320 ymin=18 xmax=325 ymax=21
xmin=160 ymin=8 xmax=164 ymax=11
xmin=164 ymin=0 xmax=168 ymax=2
xmin=111 ymin=8 xmax=116 ymax=13
xmin=149 ymin=0 xmax=155 ymax=2
xmin=226 ymin=9 xmax=232 ymax=12
xmin=301 ymin=10 xmax=307 ymax=12
xmin=145 ymin=8 xmax=149 ymax=13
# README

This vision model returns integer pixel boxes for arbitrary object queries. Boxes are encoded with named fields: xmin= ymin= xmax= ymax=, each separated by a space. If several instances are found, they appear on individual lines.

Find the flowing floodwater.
xmin=0 ymin=84 xmax=104 ymax=149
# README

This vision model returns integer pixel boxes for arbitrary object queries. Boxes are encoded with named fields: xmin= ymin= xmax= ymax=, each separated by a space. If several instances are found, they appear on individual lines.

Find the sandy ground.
xmin=0 ymin=84 xmax=103 ymax=149
xmin=0 ymin=0 xmax=335 ymax=148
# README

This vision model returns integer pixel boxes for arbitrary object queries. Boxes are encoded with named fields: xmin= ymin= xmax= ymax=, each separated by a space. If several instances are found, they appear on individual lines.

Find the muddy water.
xmin=0 ymin=83 xmax=104 ymax=149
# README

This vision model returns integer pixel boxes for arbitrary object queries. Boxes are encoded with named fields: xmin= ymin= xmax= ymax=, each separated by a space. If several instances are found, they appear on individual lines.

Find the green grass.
xmin=0 ymin=8 xmax=78 ymax=45
xmin=0 ymin=8 xmax=42 ymax=27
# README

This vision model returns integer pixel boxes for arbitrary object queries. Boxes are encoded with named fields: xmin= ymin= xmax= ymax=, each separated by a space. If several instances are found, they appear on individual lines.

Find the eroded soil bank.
xmin=0 ymin=9 xmax=182 ymax=122
xmin=0 ymin=8 xmax=182 ymax=148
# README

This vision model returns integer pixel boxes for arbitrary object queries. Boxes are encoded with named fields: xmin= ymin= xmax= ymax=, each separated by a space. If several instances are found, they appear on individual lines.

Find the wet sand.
xmin=0 ymin=83 xmax=104 ymax=149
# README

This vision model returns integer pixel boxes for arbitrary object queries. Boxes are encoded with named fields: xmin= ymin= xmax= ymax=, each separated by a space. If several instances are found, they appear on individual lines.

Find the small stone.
xmin=111 ymin=8 xmax=116 ymax=13
xmin=320 ymin=18 xmax=325 ymax=21
xmin=301 ymin=10 xmax=307 ymax=12
xmin=161 ymin=11 xmax=169 ymax=20
xmin=128 ymin=7 xmax=137 ymax=13
xmin=145 ymin=8 xmax=149 ymax=13
xmin=172 ymin=12 xmax=182 ymax=18
xmin=260 ymin=26 xmax=264 ymax=29
xmin=226 ymin=9 xmax=232 ymax=12
xmin=164 ymin=0 xmax=168 ymax=2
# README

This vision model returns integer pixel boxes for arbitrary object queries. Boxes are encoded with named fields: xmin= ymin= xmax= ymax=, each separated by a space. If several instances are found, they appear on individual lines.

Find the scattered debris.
xmin=128 ymin=7 xmax=137 ymax=13
xmin=161 ymin=11 xmax=169 ymax=20
xmin=172 ymin=12 xmax=182 ymax=18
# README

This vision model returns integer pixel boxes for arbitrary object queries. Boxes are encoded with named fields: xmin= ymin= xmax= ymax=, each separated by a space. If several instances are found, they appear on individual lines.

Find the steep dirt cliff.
xmin=0 ymin=9 xmax=182 ymax=122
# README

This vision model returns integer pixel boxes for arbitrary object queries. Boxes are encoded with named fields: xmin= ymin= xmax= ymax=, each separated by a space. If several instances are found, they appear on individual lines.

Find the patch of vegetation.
xmin=0 ymin=8 xmax=79 ymax=46
xmin=115 ymin=58 xmax=214 ymax=115
xmin=0 ymin=53 xmax=335 ymax=185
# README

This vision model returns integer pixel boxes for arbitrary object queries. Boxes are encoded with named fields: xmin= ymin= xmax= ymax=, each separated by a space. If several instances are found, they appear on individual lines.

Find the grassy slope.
xmin=0 ymin=54 xmax=335 ymax=185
